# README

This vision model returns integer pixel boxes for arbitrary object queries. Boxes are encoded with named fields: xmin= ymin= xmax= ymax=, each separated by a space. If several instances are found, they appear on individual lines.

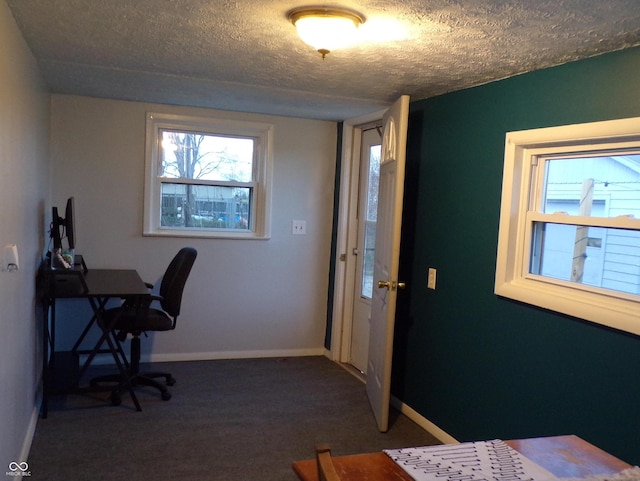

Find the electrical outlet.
xmin=292 ymin=220 xmax=307 ymax=235
xmin=427 ymin=268 xmax=437 ymax=290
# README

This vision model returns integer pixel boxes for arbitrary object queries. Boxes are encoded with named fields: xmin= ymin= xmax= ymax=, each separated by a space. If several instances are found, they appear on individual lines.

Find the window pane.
xmin=161 ymin=130 xmax=254 ymax=182
xmin=531 ymin=222 xmax=640 ymax=295
xmin=496 ymin=118 xmax=640 ymax=335
xmin=366 ymin=145 xmax=381 ymax=222
xmin=161 ymin=183 xmax=250 ymax=230
xmin=541 ymin=154 xmax=640 ymax=219
xmin=361 ymin=144 xmax=381 ymax=299
xmin=361 ymin=221 xmax=376 ymax=298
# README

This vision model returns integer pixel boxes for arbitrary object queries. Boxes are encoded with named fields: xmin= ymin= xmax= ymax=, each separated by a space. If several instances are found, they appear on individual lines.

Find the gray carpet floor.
xmin=28 ymin=356 xmax=440 ymax=480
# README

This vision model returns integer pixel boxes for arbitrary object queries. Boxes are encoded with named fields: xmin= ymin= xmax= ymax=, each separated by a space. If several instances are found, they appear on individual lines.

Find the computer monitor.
xmin=65 ymin=197 xmax=75 ymax=250
xmin=50 ymin=197 xmax=76 ymax=268
xmin=51 ymin=206 xmax=63 ymax=250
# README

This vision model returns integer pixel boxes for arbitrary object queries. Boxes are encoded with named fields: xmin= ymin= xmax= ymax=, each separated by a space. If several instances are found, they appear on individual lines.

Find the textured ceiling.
xmin=6 ymin=0 xmax=640 ymax=121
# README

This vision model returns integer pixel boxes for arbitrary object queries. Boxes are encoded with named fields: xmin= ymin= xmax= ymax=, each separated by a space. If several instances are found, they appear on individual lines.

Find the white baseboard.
xmin=145 ymin=347 xmax=326 ymax=363
xmin=21 ymin=402 xmax=40 ymax=465
xmin=390 ymin=396 xmax=459 ymax=445
xmin=81 ymin=348 xmax=325 ymax=365
xmin=331 ymin=358 xmax=457 ymax=444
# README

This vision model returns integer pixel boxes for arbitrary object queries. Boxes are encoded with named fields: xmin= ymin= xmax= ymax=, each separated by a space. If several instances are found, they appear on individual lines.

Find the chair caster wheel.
xmin=161 ymin=391 xmax=172 ymax=401
xmin=110 ymin=391 xmax=122 ymax=406
xmin=166 ymin=376 xmax=176 ymax=386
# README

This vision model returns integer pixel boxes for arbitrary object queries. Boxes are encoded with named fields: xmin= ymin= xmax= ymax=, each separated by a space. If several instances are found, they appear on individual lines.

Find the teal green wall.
xmin=394 ymin=47 xmax=640 ymax=464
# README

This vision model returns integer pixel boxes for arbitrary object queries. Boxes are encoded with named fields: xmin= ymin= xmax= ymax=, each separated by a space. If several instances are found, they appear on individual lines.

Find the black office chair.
xmin=91 ymin=247 xmax=197 ymax=405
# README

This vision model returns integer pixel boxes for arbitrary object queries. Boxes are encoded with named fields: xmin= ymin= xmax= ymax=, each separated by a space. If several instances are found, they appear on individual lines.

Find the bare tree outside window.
xmin=160 ymin=130 xmax=254 ymax=229
xmin=144 ymin=112 xmax=272 ymax=239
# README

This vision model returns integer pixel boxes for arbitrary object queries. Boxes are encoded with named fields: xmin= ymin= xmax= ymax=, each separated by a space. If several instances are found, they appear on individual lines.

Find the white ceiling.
xmin=6 ymin=0 xmax=640 ymax=121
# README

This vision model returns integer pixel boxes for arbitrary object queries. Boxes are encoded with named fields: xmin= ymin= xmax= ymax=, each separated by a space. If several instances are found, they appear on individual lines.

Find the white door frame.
xmin=329 ymin=109 xmax=385 ymax=363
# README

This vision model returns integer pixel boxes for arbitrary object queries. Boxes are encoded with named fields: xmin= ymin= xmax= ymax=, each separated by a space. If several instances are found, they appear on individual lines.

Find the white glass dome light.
xmin=288 ymin=7 xmax=365 ymax=59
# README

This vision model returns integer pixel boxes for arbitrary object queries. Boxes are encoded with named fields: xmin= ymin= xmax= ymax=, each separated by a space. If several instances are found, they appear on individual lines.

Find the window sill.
xmin=495 ymin=277 xmax=640 ymax=337
xmin=143 ymin=229 xmax=271 ymax=240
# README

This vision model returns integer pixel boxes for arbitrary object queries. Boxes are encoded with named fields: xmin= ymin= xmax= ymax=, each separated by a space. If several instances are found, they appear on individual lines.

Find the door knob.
xmin=377 ymin=281 xmax=391 ymax=289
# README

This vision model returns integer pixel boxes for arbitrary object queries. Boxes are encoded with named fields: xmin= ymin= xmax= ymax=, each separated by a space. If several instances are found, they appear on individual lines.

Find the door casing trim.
xmin=330 ymin=109 xmax=385 ymax=363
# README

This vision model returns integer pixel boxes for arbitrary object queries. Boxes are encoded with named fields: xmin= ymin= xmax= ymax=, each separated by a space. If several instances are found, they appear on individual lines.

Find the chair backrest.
xmin=316 ymin=444 xmax=342 ymax=481
xmin=158 ymin=247 xmax=197 ymax=318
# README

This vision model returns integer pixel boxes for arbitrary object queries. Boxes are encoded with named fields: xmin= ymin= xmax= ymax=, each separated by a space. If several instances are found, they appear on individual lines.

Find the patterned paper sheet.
xmin=385 ymin=440 xmax=557 ymax=481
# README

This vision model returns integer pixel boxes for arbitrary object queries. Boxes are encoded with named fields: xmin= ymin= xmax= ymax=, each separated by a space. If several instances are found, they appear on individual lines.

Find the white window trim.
xmin=143 ymin=112 xmax=273 ymax=240
xmin=495 ymin=117 xmax=640 ymax=336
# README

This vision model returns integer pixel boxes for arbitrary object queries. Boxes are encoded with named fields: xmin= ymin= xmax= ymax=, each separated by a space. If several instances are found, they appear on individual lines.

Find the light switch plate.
xmin=292 ymin=220 xmax=307 ymax=235
xmin=427 ymin=268 xmax=437 ymax=290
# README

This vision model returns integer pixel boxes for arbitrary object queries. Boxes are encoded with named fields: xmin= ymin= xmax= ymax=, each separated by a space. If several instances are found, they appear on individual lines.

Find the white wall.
xmin=50 ymin=96 xmax=337 ymax=361
xmin=0 ymin=0 xmax=50 ymax=467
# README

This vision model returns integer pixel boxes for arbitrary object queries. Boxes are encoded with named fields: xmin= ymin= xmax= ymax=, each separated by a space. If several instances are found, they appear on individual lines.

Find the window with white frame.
xmin=495 ymin=117 xmax=640 ymax=336
xmin=144 ymin=112 xmax=273 ymax=239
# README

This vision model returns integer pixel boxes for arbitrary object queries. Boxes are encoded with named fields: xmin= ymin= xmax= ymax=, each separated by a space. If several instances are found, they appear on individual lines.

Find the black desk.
xmin=40 ymin=264 xmax=150 ymax=418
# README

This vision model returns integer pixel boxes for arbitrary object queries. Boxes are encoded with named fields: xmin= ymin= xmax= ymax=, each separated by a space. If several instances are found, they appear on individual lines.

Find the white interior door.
xmin=365 ymin=95 xmax=410 ymax=432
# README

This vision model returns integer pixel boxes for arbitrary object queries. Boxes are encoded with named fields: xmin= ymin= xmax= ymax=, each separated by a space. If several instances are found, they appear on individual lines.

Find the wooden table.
xmin=292 ymin=435 xmax=632 ymax=481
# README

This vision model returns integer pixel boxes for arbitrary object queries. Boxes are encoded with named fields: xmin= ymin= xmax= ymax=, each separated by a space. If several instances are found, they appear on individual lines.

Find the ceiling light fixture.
xmin=288 ymin=7 xmax=365 ymax=59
